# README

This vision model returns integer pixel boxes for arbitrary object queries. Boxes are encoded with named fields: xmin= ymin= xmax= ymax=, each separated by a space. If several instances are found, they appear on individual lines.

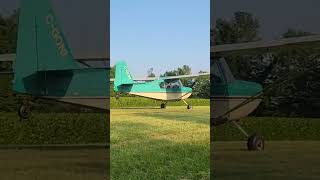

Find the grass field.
xmin=111 ymin=97 xmax=209 ymax=108
xmin=0 ymin=112 xmax=108 ymax=144
xmin=212 ymin=141 xmax=320 ymax=180
xmin=213 ymin=117 xmax=320 ymax=141
xmin=0 ymin=148 xmax=108 ymax=180
xmin=110 ymin=106 xmax=210 ymax=180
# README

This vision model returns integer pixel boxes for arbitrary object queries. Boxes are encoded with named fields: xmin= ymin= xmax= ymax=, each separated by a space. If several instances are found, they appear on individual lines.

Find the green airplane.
xmin=112 ymin=61 xmax=209 ymax=109
xmin=211 ymin=35 xmax=320 ymax=151
xmin=0 ymin=0 xmax=109 ymax=119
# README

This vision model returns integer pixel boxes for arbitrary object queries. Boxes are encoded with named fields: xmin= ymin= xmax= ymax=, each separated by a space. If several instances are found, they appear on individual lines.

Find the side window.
xmin=160 ymin=82 xmax=165 ymax=88
xmin=212 ymin=61 xmax=225 ymax=85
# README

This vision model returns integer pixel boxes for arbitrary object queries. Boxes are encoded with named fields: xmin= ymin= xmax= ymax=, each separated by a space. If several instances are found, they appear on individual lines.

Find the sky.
xmin=111 ymin=0 xmax=210 ymax=77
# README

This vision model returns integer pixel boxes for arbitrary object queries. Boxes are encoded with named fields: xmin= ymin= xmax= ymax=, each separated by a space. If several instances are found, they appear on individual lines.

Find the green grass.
xmin=111 ymin=106 xmax=210 ymax=180
xmin=0 ymin=148 xmax=108 ymax=180
xmin=213 ymin=141 xmax=320 ymax=180
xmin=0 ymin=112 xmax=108 ymax=144
xmin=111 ymin=97 xmax=209 ymax=108
xmin=213 ymin=117 xmax=320 ymax=141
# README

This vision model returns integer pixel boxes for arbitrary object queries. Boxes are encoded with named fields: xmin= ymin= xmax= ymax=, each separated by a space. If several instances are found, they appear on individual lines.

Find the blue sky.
xmin=111 ymin=0 xmax=210 ymax=77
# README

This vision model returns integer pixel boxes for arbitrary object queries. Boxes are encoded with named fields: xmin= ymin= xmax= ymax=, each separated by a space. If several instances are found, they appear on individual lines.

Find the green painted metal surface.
xmin=114 ymin=61 xmax=134 ymax=91
xmin=212 ymin=80 xmax=262 ymax=97
xmin=114 ymin=61 xmax=192 ymax=94
xmin=13 ymin=0 xmax=109 ymax=97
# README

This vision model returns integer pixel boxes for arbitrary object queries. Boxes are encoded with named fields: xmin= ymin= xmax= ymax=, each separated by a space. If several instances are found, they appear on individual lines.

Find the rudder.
xmin=14 ymin=0 xmax=79 ymax=93
xmin=114 ymin=61 xmax=134 ymax=91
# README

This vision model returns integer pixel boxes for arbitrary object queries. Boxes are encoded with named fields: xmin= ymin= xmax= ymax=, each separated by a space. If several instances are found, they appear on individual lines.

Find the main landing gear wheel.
xmin=247 ymin=134 xmax=264 ymax=151
xmin=231 ymin=120 xmax=265 ymax=151
xmin=160 ymin=103 xmax=166 ymax=109
xmin=182 ymin=100 xmax=192 ymax=110
xmin=18 ymin=104 xmax=31 ymax=120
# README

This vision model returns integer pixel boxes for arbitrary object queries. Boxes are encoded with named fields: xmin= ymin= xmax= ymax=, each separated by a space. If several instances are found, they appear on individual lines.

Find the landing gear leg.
xmin=160 ymin=102 xmax=167 ymax=109
xmin=182 ymin=100 xmax=192 ymax=109
xmin=231 ymin=120 xmax=264 ymax=151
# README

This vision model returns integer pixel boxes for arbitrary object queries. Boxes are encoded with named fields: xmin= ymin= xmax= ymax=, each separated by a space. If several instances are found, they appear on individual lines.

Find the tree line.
xmin=212 ymin=11 xmax=320 ymax=117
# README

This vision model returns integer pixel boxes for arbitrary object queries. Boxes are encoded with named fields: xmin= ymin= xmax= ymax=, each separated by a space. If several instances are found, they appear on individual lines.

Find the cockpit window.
xmin=160 ymin=79 xmax=182 ymax=89
xmin=211 ymin=58 xmax=235 ymax=84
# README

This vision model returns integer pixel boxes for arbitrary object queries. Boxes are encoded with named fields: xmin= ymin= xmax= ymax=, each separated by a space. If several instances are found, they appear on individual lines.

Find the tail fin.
xmin=114 ymin=61 xmax=134 ymax=91
xmin=16 ymin=0 xmax=78 ymax=72
xmin=14 ymin=0 xmax=79 ymax=93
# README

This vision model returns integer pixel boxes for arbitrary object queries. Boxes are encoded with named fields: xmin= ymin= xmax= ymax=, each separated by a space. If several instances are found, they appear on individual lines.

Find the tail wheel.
xmin=187 ymin=105 xmax=192 ymax=109
xmin=247 ymin=134 xmax=264 ymax=151
xmin=160 ymin=103 xmax=166 ymax=109
xmin=18 ymin=104 xmax=31 ymax=120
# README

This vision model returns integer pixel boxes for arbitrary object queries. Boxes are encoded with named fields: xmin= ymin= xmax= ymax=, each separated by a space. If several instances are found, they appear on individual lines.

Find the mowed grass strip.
xmin=0 ymin=149 xmax=108 ymax=180
xmin=111 ymin=106 xmax=210 ymax=180
xmin=213 ymin=117 xmax=320 ymax=141
xmin=213 ymin=141 xmax=320 ymax=180
xmin=111 ymin=97 xmax=209 ymax=108
xmin=0 ymin=112 xmax=108 ymax=144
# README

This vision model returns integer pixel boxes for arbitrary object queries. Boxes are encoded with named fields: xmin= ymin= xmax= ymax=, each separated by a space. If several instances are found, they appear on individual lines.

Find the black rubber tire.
xmin=160 ymin=103 xmax=166 ymax=109
xmin=187 ymin=105 xmax=192 ymax=109
xmin=247 ymin=134 xmax=264 ymax=151
xmin=18 ymin=105 xmax=30 ymax=120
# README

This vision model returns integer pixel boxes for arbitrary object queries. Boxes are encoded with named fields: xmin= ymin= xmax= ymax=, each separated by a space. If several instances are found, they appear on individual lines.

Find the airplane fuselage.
xmin=116 ymin=79 xmax=192 ymax=101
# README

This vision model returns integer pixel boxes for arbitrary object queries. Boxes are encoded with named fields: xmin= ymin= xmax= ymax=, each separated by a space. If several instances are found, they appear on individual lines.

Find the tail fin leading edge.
xmin=14 ymin=0 xmax=79 ymax=93
xmin=17 ymin=0 xmax=78 ymax=71
xmin=114 ymin=61 xmax=134 ymax=91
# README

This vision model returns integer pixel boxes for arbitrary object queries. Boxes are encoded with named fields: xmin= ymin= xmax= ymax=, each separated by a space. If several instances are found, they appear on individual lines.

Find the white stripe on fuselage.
xmin=129 ymin=92 xmax=192 ymax=101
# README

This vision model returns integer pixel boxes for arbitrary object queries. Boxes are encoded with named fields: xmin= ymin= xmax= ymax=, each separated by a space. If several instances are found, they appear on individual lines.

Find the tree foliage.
xmin=212 ymin=11 xmax=260 ymax=45
xmin=212 ymin=11 xmax=320 ymax=117
xmin=147 ymin=68 xmax=155 ymax=77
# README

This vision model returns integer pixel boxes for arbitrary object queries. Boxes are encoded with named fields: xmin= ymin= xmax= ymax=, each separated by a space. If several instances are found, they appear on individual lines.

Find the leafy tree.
xmin=161 ymin=65 xmax=192 ymax=87
xmin=192 ymin=71 xmax=210 ymax=98
xmin=0 ymin=10 xmax=19 ymax=54
xmin=213 ymin=11 xmax=320 ymax=117
xmin=161 ymin=65 xmax=191 ymax=77
xmin=110 ymin=65 xmax=115 ymax=78
xmin=213 ymin=11 xmax=260 ymax=45
xmin=147 ymin=68 xmax=155 ymax=77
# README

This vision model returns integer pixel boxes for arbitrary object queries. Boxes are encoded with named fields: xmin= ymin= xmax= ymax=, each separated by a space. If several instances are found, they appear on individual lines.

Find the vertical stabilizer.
xmin=14 ymin=0 xmax=79 ymax=93
xmin=114 ymin=61 xmax=134 ymax=91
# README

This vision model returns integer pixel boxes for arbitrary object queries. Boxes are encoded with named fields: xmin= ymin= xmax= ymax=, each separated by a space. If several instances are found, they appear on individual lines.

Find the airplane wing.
xmin=0 ymin=54 xmax=16 ymax=62
xmin=109 ymin=77 xmax=155 ymax=82
xmin=159 ymin=73 xmax=210 ymax=80
xmin=211 ymin=35 xmax=320 ymax=54
xmin=110 ymin=73 xmax=210 ymax=82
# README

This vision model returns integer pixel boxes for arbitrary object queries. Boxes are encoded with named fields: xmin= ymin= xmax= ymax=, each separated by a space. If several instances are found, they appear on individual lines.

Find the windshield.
xmin=212 ymin=58 xmax=235 ymax=84
xmin=160 ymin=79 xmax=182 ymax=89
